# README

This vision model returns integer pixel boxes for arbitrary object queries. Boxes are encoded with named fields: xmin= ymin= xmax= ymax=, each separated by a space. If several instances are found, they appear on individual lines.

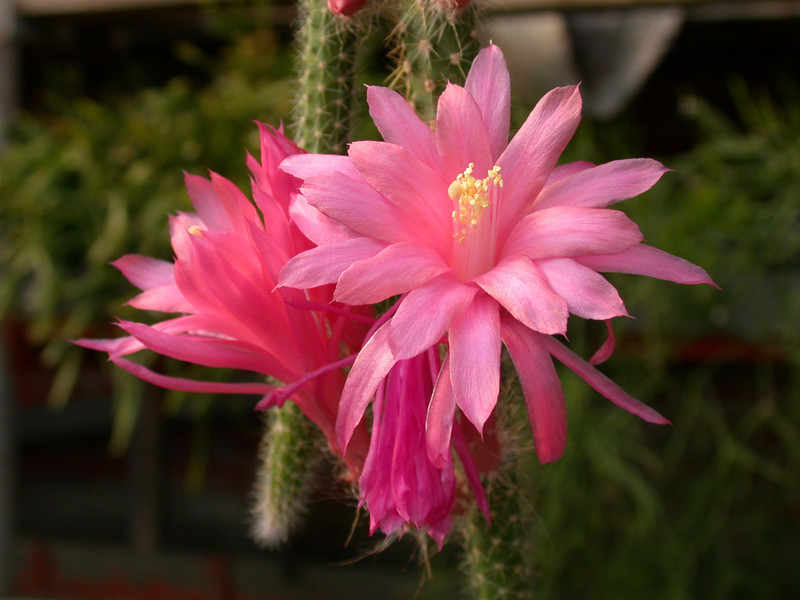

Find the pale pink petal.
xmin=337 ymin=324 xmax=397 ymax=451
xmin=289 ymin=192 xmax=357 ymax=245
xmin=503 ymin=206 xmax=643 ymax=260
xmin=73 ymin=336 xmax=139 ymax=355
xmin=279 ymin=237 xmax=387 ymax=290
xmin=388 ymin=275 xmax=477 ymax=360
xmin=366 ymin=85 xmax=439 ymax=170
xmin=545 ymin=161 xmax=595 ymax=185
xmin=112 ymin=255 xmax=174 ymax=290
xmin=280 ymin=152 xmax=360 ymax=181
xmin=426 ymin=354 xmax=455 ymax=468
xmin=589 ymin=320 xmax=616 ymax=366
xmin=465 ymin=44 xmax=511 ymax=161
xmin=335 ymin=243 xmax=450 ymax=305
xmin=496 ymin=85 xmax=583 ymax=237
xmin=535 ymin=158 xmax=670 ymax=210
xmin=448 ymin=294 xmax=501 ymax=435
xmin=537 ymin=258 xmax=628 ymax=320
xmin=541 ymin=335 xmax=670 ymax=424
xmin=209 ymin=171 xmax=260 ymax=233
xmin=577 ymin=244 xmax=716 ymax=286
xmin=128 ymin=286 xmax=192 ymax=313
xmin=501 ymin=317 xmax=567 ymax=464
xmin=435 ymin=83 xmax=494 ymax=183
xmin=184 ymin=172 xmax=230 ymax=231
xmin=474 ymin=256 xmax=568 ymax=336
xmin=348 ymin=141 xmax=452 ymax=247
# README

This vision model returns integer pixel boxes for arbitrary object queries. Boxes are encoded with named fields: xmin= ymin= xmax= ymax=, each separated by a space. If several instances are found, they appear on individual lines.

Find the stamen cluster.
xmin=449 ymin=163 xmax=503 ymax=242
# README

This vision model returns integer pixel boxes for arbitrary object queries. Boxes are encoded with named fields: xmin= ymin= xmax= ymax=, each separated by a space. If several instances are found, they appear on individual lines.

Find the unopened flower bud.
xmin=328 ymin=0 xmax=367 ymax=16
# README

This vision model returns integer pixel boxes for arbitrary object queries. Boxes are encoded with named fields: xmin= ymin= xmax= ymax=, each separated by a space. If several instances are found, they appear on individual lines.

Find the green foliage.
xmin=0 ymin=28 xmax=292 ymax=442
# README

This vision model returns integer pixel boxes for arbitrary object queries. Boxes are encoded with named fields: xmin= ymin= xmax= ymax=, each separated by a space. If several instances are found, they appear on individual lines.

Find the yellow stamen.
xmin=449 ymin=163 xmax=503 ymax=242
xmin=187 ymin=225 xmax=203 ymax=236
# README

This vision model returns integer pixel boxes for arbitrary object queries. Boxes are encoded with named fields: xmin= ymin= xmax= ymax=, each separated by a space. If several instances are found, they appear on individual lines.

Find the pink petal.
xmin=289 ymin=192 xmax=357 ymax=245
xmin=541 ymin=335 xmax=670 ymax=425
xmin=589 ymin=320 xmax=616 ymax=366
xmin=497 ymin=85 xmax=583 ymax=237
xmin=348 ymin=141 xmax=452 ymax=247
xmin=501 ymin=317 xmax=567 ymax=464
xmin=537 ymin=258 xmax=628 ymax=320
xmin=366 ymin=85 xmax=440 ymax=170
xmin=335 ymin=243 xmax=449 ymax=305
xmin=448 ymin=294 xmax=501 ymax=435
xmin=426 ymin=354 xmax=455 ymax=468
xmin=210 ymin=171 xmax=260 ymax=233
xmin=279 ymin=237 xmax=387 ymax=290
xmin=577 ymin=244 xmax=716 ymax=286
xmin=388 ymin=275 xmax=477 ymax=360
xmin=337 ymin=324 xmax=397 ymax=452
xmin=128 ymin=286 xmax=192 ymax=314
xmin=435 ymin=83 xmax=494 ymax=184
xmin=534 ymin=158 xmax=670 ymax=210
xmin=465 ymin=44 xmax=511 ymax=162
xmin=503 ymin=206 xmax=643 ymax=260
xmin=475 ymin=256 xmax=568 ymax=336
xmin=545 ymin=161 xmax=595 ymax=185
xmin=452 ymin=423 xmax=490 ymax=522
xmin=280 ymin=152 xmax=360 ymax=181
xmin=112 ymin=255 xmax=174 ymax=290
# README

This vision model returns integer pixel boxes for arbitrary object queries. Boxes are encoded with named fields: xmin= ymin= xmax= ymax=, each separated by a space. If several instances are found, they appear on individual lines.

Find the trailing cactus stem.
xmin=392 ymin=0 xmax=480 ymax=123
xmin=293 ymin=0 xmax=361 ymax=154
xmin=250 ymin=402 xmax=321 ymax=548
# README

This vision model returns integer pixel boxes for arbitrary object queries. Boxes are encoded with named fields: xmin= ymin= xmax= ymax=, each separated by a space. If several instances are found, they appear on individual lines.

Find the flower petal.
xmin=537 ymin=258 xmax=628 ymax=320
xmin=541 ymin=335 xmax=670 ymax=424
xmin=335 ymin=243 xmax=449 ymax=305
xmin=497 ymin=85 xmax=582 ymax=236
xmin=475 ymin=256 xmax=568 ymax=336
xmin=279 ymin=237 xmax=387 ymax=289
xmin=367 ymin=85 xmax=440 ymax=170
xmin=501 ymin=317 xmax=567 ymax=464
xmin=449 ymin=294 xmax=501 ymax=435
xmin=465 ymin=44 xmax=511 ymax=162
xmin=337 ymin=324 xmax=397 ymax=452
xmin=280 ymin=152 xmax=360 ymax=181
xmin=426 ymin=354 xmax=455 ymax=468
xmin=589 ymin=320 xmax=616 ymax=366
xmin=289 ymin=192 xmax=357 ymax=245
xmin=503 ymin=206 xmax=643 ymax=260
xmin=388 ymin=275 xmax=477 ymax=360
xmin=112 ymin=255 xmax=174 ymax=290
xmin=436 ymin=83 xmax=494 ymax=183
xmin=577 ymin=244 xmax=716 ymax=286
xmin=535 ymin=158 xmax=670 ymax=210
xmin=545 ymin=161 xmax=594 ymax=185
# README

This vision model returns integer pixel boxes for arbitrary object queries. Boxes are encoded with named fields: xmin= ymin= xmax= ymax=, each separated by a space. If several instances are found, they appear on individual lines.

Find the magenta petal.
xmin=279 ymin=237 xmax=387 ymax=289
xmin=337 ymin=324 xmax=397 ymax=452
xmin=541 ymin=335 xmax=670 ymax=425
xmin=577 ymin=244 xmax=716 ymax=286
xmin=497 ymin=85 xmax=582 ymax=236
xmin=537 ymin=258 xmax=628 ymax=320
xmin=426 ymin=354 xmax=455 ymax=468
xmin=451 ymin=423 xmax=490 ymax=522
xmin=449 ymin=294 xmax=501 ymax=435
xmin=465 ymin=44 xmax=511 ymax=162
xmin=589 ymin=320 xmax=616 ymax=366
xmin=435 ymin=83 xmax=494 ymax=183
xmin=388 ymin=275 xmax=477 ymax=360
xmin=112 ymin=255 xmax=174 ymax=290
xmin=289 ymin=192 xmax=357 ymax=245
xmin=535 ymin=158 xmax=670 ymax=210
xmin=503 ymin=206 xmax=643 ymax=260
xmin=367 ymin=85 xmax=440 ymax=170
xmin=475 ymin=256 xmax=568 ymax=336
xmin=335 ymin=243 xmax=449 ymax=305
xmin=501 ymin=317 xmax=567 ymax=464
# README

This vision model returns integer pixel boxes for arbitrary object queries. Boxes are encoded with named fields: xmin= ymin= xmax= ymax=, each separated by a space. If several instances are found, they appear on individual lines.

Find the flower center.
xmin=449 ymin=163 xmax=503 ymax=243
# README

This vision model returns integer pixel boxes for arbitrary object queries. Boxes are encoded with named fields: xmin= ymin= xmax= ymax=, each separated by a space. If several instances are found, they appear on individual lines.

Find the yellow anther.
xmin=187 ymin=225 xmax=203 ymax=236
xmin=449 ymin=163 xmax=504 ymax=241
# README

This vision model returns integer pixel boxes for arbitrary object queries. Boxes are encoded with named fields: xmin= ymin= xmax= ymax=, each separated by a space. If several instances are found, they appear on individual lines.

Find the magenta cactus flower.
xmin=279 ymin=44 xmax=714 ymax=469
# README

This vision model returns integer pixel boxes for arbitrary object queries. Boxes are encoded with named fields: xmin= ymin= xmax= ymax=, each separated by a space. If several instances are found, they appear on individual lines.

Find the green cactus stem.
xmin=390 ymin=0 xmax=480 ymax=124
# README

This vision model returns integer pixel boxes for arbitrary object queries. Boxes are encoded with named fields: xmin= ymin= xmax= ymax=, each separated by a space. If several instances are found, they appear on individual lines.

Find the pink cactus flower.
xmin=279 ymin=43 xmax=714 ymax=470
xmin=328 ymin=0 xmax=368 ymax=16
xmin=76 ymin=124 xmax=371 ymax=474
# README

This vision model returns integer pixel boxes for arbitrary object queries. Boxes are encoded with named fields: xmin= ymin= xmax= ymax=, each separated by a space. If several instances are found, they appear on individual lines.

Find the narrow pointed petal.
xmin=541 ymin=335 xmax=670 ymax=424
xmin=367 ymin=85 xmax=439 ymax=170
xmin=335 ymin=243 xmax=449 ymax=305
xmin=497 ymin=85 xmax=583 ymax=235
xmin=503 ymin=206 xmax=643 ymax=260
xmin=475 ymin=256 xmax=568 ymax=336
xmin=289 ymin=192 xmax=357 ymax=245
xmin=537 ymin=258 xmax=628 ymax=320
xmin=128 ymin=286 xmax=192 ymax=313
xmin=501 ymin=317 xmax=567 ymax=464
xmin=279 ymin=237 xmax=387 ymax=290
xmin=452 ymin=423 xmax=490 ymax=521
xmin=436 ymin=83 xmax=494 ymax=182
xmin=577 ymin=244 xmax=716 ymax=286
xmin=545 ymin=161 xmax=594 ymax=185
xmin=426 ymin=355 xmax=455 ymax=468
xmin=337 ymin=324 xmax=397 ymax=452
xmin=280 ymin=152 xmax=360 ymax=181
xmin=465 ymin=44 xmax=511 ymax=161
xmin=589 ymin=320 xmax=616 ymax=366
xmin=388 ymin=275 xmax=477 ymax=360
xmin=112 ymin=255 xmax=174 ymax=290
xmin=449 ymin=294 xmax=501 ymax=435
xmin=535 ymin=158 xmax=670 ymax=210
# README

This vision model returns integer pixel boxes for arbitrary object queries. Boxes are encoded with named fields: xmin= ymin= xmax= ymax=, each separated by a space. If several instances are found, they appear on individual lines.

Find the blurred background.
xmin=0 ymin=0 xmax=799 ymax=598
